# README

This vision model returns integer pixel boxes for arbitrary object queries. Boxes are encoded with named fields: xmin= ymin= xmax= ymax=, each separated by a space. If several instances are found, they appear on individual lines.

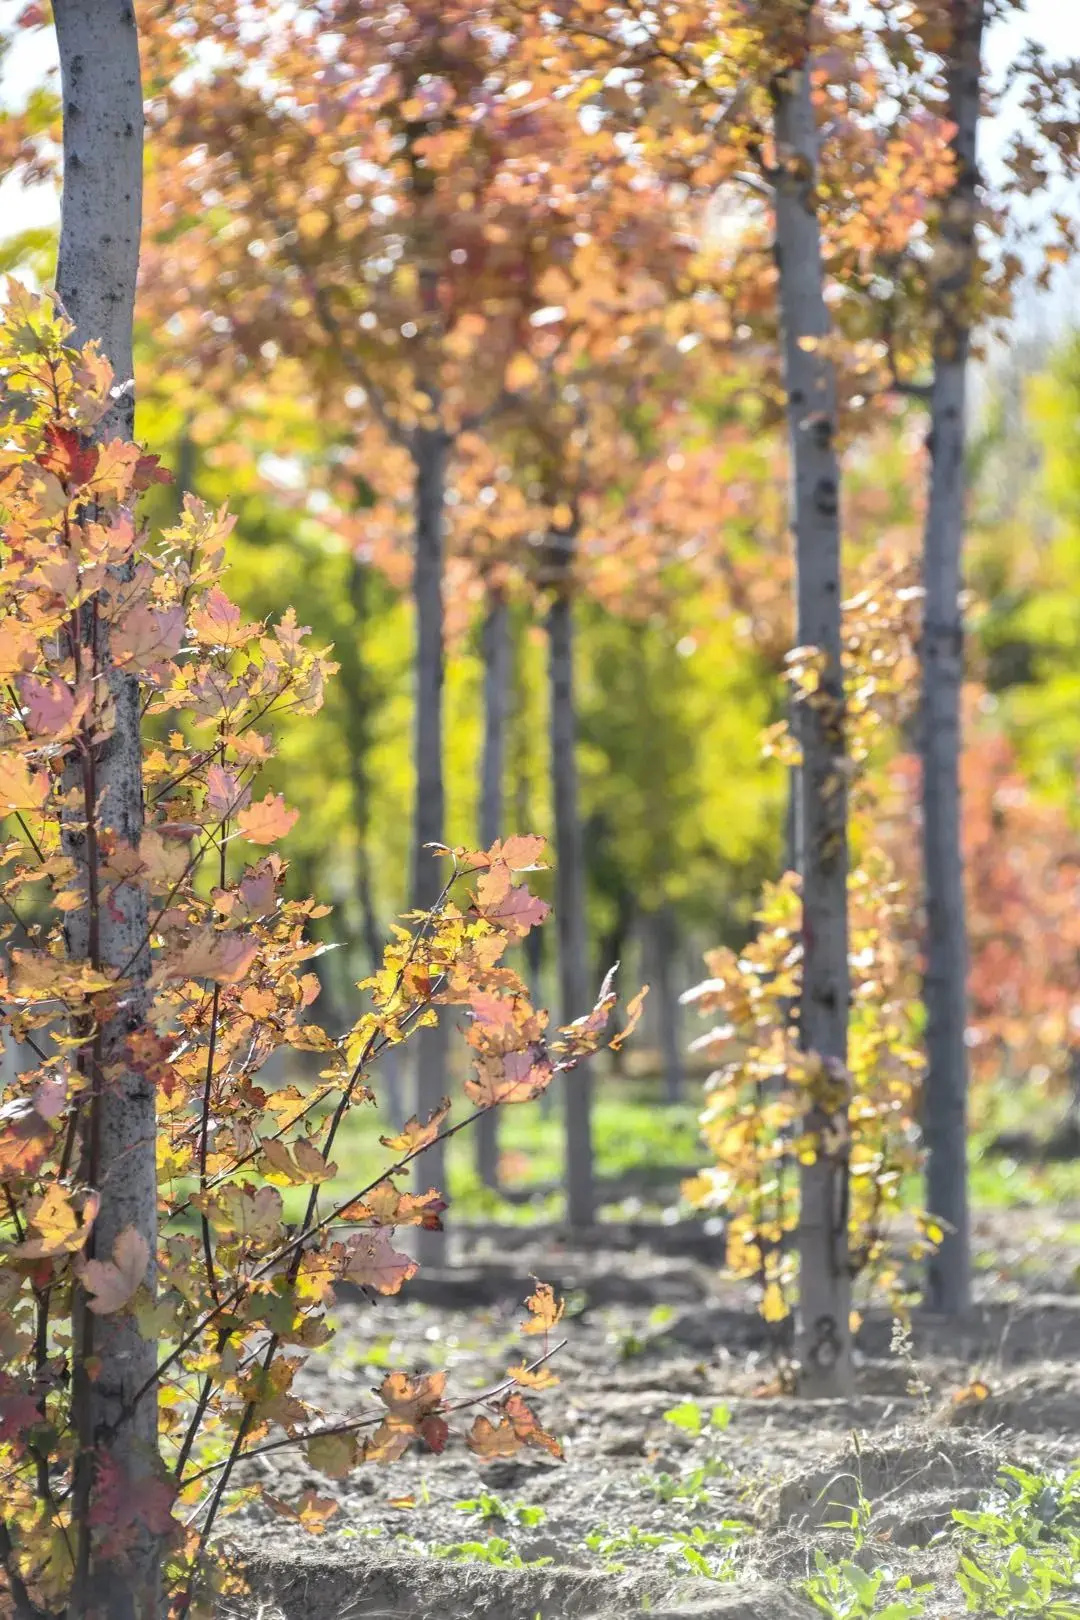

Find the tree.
xmin=51 ymin=3 xmax=159 ymax=1611
xmin=1 ymin=280 xmax=644 ymax=1614
xmin=475 ymin=573 xmax=512 ymax=1187
xmin=769 ymin=1 xmax=852 ymax=1395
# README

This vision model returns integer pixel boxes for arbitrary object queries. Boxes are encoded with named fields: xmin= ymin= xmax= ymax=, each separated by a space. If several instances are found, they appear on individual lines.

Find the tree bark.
xmin=343 ymin=557 xmax=404 ymax=1128
xmin=772 ymin=22 xmax=853 ymax=1396
xmin=53 ymin=2 xmax=159 ymax=1614
xmin=475 ymin=583 xmax=511 ymax=1190
xmin=547 ymin=529 xmax=595 ymax=1229
xmin=410 ymin=426 xmax=450 ymax=1264
xmin=921 ymin=0 xmax=984 ymax=1318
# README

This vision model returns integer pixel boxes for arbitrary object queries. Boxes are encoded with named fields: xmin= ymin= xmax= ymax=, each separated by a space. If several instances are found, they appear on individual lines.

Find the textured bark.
xmin=410 ymin=427 xmax=449 ymax=1264
xmin=475 ymin=585 xmax=511 ymax=1190
xmin=772 ymin=31 xmax=853 ymax=1396
xmin=343 ymin=558 xmax=404 ymax=1129
xmin=547 ymin=531 xmax=594 ymax=1228
xmin=921 ymin=0 xmax=984 ymax=1317
xmin=53 ymin=2 xmax=159 ymax=1614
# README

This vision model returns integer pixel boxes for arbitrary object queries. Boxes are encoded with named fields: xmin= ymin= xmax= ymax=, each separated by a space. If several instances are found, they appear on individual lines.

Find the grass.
xmin=284 ymin=1075 xmax=704 ymax=1226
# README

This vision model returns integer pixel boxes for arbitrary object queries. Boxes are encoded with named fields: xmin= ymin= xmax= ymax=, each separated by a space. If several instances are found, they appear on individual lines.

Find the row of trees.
xmin=1 ymin=0 xmax=1080 ymax=1605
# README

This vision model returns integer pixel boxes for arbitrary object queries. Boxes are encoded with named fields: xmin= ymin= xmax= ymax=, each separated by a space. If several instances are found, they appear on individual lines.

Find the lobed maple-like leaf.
xmin=340 ymin=1227 xmax=418 ymax=1295
xmin=520 ymin=1281 xmax=565 ymax=1336
xmin=379 ymin=1098 xmax=451 ymax=1155
xmin=237 ymin=792 xmax=300 ymax=846
xmin=80 ymin=1227 xmax=150 ymax=1315
xmin=465 ymin=1047 xmax=554 ymax=1108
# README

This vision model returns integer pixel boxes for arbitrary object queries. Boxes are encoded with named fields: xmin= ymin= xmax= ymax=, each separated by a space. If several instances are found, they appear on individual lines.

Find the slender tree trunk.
xmin=547 ymin=529 xmax=594 ymax=1228
xmin=772 ymin=20 xmax=852 ymax=1396
xmin=411 ymin=427 xmax=450 ymax=1264
xmin=54 ymin=3 xmax=159 ymax=1614
xmin=344 ymin=558 xmax=405 ymax=1128
xmin=921 ymin=0 xmax=984 ymax=1317
xmin=475 ymin=583 xmax=511 ymax=1190
xmin=653 ymin=905 xmax=684 ymax=1104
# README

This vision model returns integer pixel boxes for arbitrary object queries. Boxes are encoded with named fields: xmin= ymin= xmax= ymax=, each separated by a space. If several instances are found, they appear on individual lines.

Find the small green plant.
xmin=453 ymin=1493 xmax=546 ymax=1529
xmin=427 ymin=1537 xmax=553 ymax=1570
xmin=952 ymin=1464 xmax=1080 ymax=1618
xmin=584 ymin=1523 xmax=743 ymax=1580
xmin=662 ymin=1400 xmax=732 ymax=1436
xmin=641 ymin=1457 xmax=730 ymax=1506
xmin=804 ymin=1556 xmax=929 ymax=1619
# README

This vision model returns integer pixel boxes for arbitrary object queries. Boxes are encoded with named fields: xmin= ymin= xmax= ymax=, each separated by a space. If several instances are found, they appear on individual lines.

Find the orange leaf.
xmin=379 ymin=1099 xmax=451 ymax=1155
xmin=237 ymin=793 xmax=299 ymax=846
xmin=521 ymin=1281 xmax=565 ymax=1336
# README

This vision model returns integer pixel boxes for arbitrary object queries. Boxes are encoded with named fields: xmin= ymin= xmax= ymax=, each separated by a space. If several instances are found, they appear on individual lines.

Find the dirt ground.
xmin=230 ymin=1203 xmax=1080 ymax=1619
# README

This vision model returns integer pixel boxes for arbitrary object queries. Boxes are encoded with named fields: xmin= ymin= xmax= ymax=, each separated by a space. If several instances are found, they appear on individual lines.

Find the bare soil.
xmin=230 ymin=1204 xmax=1080 ymax=1619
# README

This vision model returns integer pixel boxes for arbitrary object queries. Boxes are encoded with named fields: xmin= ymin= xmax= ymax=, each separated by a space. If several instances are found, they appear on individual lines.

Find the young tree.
xmin=544 ymin=519 xmax=595 ymax=1227
xmin=917 ymin=0 xmax=985 ymax=1318
xmin=769 ymin=2 xmax=852 ymax=1396
xmin=475 ymin=573 xmax=512 ymax=1188
xmin=52 ymin=3 xmax=160 ymax=1611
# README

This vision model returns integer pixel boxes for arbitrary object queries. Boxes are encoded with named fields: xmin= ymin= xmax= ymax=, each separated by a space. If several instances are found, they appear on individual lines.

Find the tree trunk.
xmin=475 ymin=583 xmax=511 ymax=1190
xmin=772 ymin=25 xmax=852 ymax=1396
xmin=921 ymin=0 xmax=984 ymax=1318
xmin=54 ymin=3 xmax=159 ymax=1614
xmin=547 ymin=529 xmax=594 ymax=1229
xmin=411 ymin=426 xmax=450 ymax=1264
xmin=344 ymin=557 xmax=405 ymax=1129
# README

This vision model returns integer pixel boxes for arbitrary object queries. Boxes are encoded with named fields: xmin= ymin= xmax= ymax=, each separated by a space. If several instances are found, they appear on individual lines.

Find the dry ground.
xmin=229 ymin=1204 xmax=1080 ymax=1619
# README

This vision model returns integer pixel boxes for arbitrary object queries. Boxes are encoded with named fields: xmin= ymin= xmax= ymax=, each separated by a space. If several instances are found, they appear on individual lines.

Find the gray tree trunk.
xmin=410 ymin=427 xmax=450 ymax=1264
xmin=547 ymin=530 xmax=594 ymax=1229
xmin=53 ymin=2 xmax=159 ymax=1614
xmin=772 ymin=35 xmax=853 ymax=1396
xmin=345 ymin=558 xmax=404 ymax=1129
xmin=475 ymin=584 xmax=511 ymax=1190
xmin=921 ymin=0 xmax=984 ymax=1318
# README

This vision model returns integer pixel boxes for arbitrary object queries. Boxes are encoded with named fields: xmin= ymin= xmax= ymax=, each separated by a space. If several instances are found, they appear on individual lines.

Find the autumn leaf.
xmin=0 ymin=1374 xmax=44 ymax=1444
xmin=474 ymin=864 xmax=550 ymax=938
xmin=465 ymin=1412 xmax=521 ymax=1460
xmin=15 ymin=1184 xmax=97 ymax=1259
xmin=379 ymin=1099 xmax=451 ymax=1155
xmin=262 ymin=1488 xmax=339 ymax=1533
xmin=306 ymin=1430 xmax=359 ymax=1479
xmin=491 ymin=835 xmax=547 ymax=871
xmin=365 ymin=1370 xmax=447 ymax=1463
xmin=38 ymin=422 xmax=97 ymax=487
xmin=157 ymin=929 xmax=259 ymax=986
xmin=507 ymin=1362 xmax=559 ymax=1391
xmin=465 ymin=1047 xmax=554 ymax=1108
xmin=521 ymin=1281 xmax=565 ymax=1336
xmin=18 ymin=675 xmax=80 ymax=739
xmin=87 ymin=1453 xmax=178 ymax=1552
xmin=341 ymin=1228 xmax=418 ymax=1295
xmin=111 ymin=603 xmax=185 ymax=673
xmin=237 ymin=792 xmax=299 ymax=846
xmin=205 ymin=763 xmax=251 ymax=821
xmin=610 ymin=985 xmax=649 ymax=1052
xmin=80 ymin=1227 xmax=149 ymax=1315
xmin=188 ymin=585 xmax=251 ymax=648
xmin=0 ymin=752 xmax=51 ymax=811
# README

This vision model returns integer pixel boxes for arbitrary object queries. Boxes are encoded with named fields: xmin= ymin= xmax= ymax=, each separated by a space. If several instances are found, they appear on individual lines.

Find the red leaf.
xmin=39 ymin=423 xmax=97 ymax=487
